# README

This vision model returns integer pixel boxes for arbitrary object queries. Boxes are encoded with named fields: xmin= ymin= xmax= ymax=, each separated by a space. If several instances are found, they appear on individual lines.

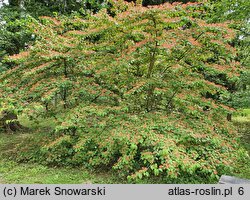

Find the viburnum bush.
xmin=0 ymin=2 xmax=248 ymax=182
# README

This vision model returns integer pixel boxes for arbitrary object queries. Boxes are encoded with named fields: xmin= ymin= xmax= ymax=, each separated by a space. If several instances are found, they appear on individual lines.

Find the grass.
xmin=0 ymin=159 xmax=121 ymax=184
xmin=0 ymin=117 xmax=123 ymax=184
xmin=233 ymin=109 xmax=250 ymax=123
xmin=233 ymin=109 xmax=250 ymax=152
xmin=232 ymin=109 xmax=250 ymax=179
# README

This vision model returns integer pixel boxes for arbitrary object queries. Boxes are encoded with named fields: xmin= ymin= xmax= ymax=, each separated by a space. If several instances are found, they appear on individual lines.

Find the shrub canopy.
xmin=0 ymin=2 xmax=247 ymax=182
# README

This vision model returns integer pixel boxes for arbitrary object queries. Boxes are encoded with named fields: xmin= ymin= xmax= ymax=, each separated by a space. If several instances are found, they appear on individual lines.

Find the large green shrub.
xmin=0 ymin=3 xmax=248 ymax=182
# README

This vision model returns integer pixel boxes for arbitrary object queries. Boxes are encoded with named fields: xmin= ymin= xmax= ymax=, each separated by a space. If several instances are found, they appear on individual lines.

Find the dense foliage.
xmin=0 ymin=0 xmax=110 ymax=72
xmin=0 ymin=2 xmax=248 ymax=183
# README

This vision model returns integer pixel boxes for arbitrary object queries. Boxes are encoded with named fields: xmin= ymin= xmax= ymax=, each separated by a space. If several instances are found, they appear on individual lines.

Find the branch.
xmin=176 ymin=32 xmax=205 ymax=62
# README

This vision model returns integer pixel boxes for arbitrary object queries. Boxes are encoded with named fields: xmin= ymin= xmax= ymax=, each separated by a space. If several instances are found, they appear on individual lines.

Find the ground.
xmin=0 ymin=119 xmax=122 ymax=184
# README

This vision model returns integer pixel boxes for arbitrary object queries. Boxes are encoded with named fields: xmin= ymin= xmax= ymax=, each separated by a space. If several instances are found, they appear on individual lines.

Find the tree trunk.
xmin=0 ymin=110 xmax=25 ymax=133
xmin=227 ymin=113 xmax=232 ymax=122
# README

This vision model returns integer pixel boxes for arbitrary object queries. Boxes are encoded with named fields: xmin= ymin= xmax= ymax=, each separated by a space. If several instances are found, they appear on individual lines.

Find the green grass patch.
xmin=232 ymin=109 xmax=250 ymax=179
xmin=0 ymin=159 xmax=121 ymax=184
xmin=0 ymin=131 xmax=122 ymax=184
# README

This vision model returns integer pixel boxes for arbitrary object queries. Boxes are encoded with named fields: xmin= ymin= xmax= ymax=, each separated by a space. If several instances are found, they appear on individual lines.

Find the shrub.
xmin=1 ymin=3 xmax=247 ymax=183
xmin=35 ymin=106 xmax=244 ymax=183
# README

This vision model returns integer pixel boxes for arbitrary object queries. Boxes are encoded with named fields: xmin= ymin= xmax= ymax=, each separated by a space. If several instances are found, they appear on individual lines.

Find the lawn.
xmin=0 ymin=129 xmax=121 ymax=184
xmin=232 ymin=109 xmax=250 ymax=179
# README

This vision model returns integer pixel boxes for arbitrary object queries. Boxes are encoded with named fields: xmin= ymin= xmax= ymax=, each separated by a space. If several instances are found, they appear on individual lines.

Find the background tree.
xmin=0 ymin=0 xmax=109 ymax=71
xmin=205 ymin=0 xmax=250 ymax=109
